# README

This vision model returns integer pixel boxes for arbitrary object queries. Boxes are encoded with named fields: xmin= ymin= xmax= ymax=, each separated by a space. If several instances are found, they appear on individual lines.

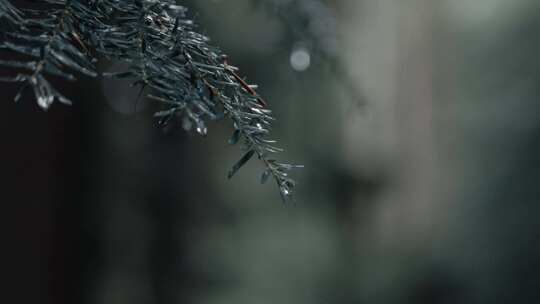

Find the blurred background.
xmin=4 ymin=0 xmax=540 ymax=303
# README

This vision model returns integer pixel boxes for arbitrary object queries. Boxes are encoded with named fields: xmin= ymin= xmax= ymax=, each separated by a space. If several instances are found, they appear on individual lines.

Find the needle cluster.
xmin=0 ymin=0 xmax=301 ymax=201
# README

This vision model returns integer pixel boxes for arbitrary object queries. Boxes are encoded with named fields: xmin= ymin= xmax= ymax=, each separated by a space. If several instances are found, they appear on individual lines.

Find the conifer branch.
xmin=0 ymin=0 xmax=301 ymax=201
xmin=0 ymin=0 xmax=23 ymax=24
xmin=0 ymin=0 xmax=98 ymax=108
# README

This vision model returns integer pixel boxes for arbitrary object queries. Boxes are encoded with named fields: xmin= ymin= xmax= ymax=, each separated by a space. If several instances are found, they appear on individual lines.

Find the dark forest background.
xmin=3 ymin=0 xmax=540 ymax=303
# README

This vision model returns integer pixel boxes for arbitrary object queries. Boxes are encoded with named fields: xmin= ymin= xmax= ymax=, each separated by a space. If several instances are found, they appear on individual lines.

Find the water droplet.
xmin=290 ymin=47 xmax=311 ymax=72
xmin=196 ymin=125 xmax=208 ymax=136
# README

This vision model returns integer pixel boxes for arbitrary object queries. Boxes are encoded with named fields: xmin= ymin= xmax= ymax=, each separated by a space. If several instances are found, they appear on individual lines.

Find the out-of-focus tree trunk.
xmin=342 ymin=0 xmax=437 ymax=244
xmin=393 ymin=0 xmax=436 ymax=241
